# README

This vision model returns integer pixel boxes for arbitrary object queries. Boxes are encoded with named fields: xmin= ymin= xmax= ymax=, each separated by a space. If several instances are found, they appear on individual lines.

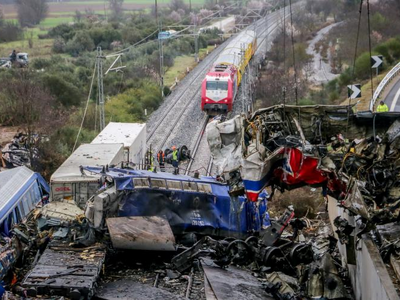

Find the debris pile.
xmin=1 ymin=133 xmax=39 ymax=168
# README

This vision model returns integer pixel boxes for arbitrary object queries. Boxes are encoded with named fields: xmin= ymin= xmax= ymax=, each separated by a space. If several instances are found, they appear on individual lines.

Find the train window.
xmin=197 ymin=183 xmax=212 ymax=194
xmin=182 ymin=181 xmax=198 ymax=192
xmin=166 ymin=180 xmax=182 ymax=190
xmin=18 ymin=202 xmax=26 ymax=219
xmin=14 ymin=207 xmax=22 ymax=223
xmin=151 ymin=179 xmax=167 ymax=189
xmin=133 ymin=178 xmax=150 ymax=188
xmin=206 ymin=81 xmax=228 ymax=91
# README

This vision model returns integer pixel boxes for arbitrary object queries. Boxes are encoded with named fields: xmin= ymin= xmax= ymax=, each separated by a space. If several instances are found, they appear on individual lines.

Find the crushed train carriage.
xmin=82 ymin=167 xmax=271 ymax=249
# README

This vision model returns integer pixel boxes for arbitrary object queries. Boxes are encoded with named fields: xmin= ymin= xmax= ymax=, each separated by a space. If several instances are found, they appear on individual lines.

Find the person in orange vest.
xmin=157 ymin=150 xmax=165 ymax=172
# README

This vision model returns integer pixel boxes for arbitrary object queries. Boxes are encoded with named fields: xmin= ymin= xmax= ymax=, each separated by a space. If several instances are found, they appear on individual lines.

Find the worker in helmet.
xmin=172 ymin=146 xmax=179 ymax=175
xmin=157 ymin=150 xmax=165 ymax=172
xmin=376 ymin=100 xmax=389 ymax=112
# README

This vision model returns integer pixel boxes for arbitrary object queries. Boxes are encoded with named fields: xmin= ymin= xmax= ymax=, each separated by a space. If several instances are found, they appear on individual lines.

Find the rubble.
xmin=1 ymin=133 xmax=39 ymax=168
xmin=9 ymin=105 xmax=400 ymax=298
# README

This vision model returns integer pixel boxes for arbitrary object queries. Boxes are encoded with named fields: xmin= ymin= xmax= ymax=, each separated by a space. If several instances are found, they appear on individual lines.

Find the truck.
xmin=91 ymin=122 xmax=146 ymax=166
xmin=0 ymin=52 xmax=29 ymax=68
xmin=49 ymin=143 xmax=124 ymax=208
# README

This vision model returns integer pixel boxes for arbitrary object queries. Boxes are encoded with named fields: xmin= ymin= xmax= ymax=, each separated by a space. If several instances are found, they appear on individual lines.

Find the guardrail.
xmin=370 ymin=62 xmax=400 ymax=111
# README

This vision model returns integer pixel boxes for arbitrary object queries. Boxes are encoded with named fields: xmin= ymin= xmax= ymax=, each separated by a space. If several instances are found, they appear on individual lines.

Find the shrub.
xmin=0 ymin=22 xmax=22 ymax=42
xmin=48 ymin=23 xmax=75 ymax=40
xmin=66 ymin=31 xmax=95 ymax=56
xmin=42 ymin=74 xmax=83 ymax=106
xmin=52 ymin=38 xmax=66 ymax=53
xmin=31 ymin=57 xmax=52 ymax=70
xmin=355 ymin=51 xmax=379 ymax=79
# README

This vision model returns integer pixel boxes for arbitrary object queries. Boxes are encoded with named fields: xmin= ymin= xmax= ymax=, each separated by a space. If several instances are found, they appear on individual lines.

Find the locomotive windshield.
xmin=206 ymin=81 xmax=228 ymax=91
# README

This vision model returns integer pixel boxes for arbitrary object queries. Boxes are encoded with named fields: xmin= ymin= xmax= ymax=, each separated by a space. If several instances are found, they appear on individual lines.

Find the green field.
xmin=60 ymin=0 xmax=205 ymax=5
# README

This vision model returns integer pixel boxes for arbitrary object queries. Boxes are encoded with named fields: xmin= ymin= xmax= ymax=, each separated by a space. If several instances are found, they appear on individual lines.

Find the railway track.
xmin=147 ymin=7 xmax=294 ymax=176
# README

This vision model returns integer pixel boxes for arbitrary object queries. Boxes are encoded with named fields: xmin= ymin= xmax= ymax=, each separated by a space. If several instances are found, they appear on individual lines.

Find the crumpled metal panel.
xmin=106 ymin=216 xmax=176 ymax=251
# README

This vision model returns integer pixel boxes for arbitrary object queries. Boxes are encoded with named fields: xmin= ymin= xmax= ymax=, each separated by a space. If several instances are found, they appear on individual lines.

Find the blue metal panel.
xmin=83 ymin=166 xmax=270 ymax=237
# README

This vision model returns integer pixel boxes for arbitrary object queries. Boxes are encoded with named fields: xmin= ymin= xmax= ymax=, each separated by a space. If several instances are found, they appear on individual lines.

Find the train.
xmin=201 ymin=30 xmax=257 ymax=114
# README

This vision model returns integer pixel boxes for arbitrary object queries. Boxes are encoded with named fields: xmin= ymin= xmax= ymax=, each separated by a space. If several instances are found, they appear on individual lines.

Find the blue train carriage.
xmin=83 ymin=166 xmax=270 ymax=240
xmin=0 ymin=166 xmax=50 ymax=281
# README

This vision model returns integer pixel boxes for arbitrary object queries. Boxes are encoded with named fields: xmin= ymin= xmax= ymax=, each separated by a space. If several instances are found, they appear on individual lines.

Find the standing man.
xmin=157 ymin=150 xmax=165 ymax=172
xmin=376 ymin=100 xmax=389 ymax=112
xmin=171 ymin=146 xmax=179 ymax=175
xmin=10 ymin=50 xmax=16 ymax=64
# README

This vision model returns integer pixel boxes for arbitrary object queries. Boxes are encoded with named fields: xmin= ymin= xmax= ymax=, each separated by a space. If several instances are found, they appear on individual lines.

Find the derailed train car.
xmin=83 ymin=167 xmax=271 ymax=247
xmin=207 ymin=105 xmax=400 ymax=201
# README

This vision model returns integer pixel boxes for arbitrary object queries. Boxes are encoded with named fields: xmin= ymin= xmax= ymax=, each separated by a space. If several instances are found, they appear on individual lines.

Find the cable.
xmin=73 ymin=61 xmax=97 ymax=152
xmin=347 ymin=0 xmax=364 ymax=134
xmin=350 ymin=0 xmax=364 ymax=91
xmin=110 ymin=29 xmax=159 ymax=56
xmin=289 ymin=0 xmax=298 ymax=105
xmin=367 ymin=0 xmax=374 ymax=98
xmin=283 ymin=0 xmax=287 ymax=106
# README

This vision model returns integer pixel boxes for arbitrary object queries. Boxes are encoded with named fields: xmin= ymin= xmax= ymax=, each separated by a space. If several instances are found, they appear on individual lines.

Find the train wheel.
xmin=227 ymin=240 xmax=252 ymax=266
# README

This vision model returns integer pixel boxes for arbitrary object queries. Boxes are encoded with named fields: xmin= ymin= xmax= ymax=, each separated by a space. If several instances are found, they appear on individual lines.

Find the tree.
xmin=109 ymin=0 xmax=124 ymax=21
xmin=169 ymin=0 xmax=187 ymax=12
xmin=15 ymin=0 xmax=48 ymax=27
xmin=0 ymin=70 xmax=67 ymax=168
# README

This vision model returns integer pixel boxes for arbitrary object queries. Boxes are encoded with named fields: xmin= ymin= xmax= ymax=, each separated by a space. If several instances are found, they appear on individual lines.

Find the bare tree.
xmin=15 ymin=0 xmax=48 ymax=27
xmin=109 ymin=0 xmax=124 ymax=21
xmin=0 ymin=71 xmax=67 ymax=171
xmin=169 ymin=0 xmax=187 ymax=12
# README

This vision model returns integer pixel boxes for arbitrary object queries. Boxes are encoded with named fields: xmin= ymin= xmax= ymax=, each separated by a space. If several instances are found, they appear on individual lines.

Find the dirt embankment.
xmin=0 ymin=126 xmax=19 ymax=147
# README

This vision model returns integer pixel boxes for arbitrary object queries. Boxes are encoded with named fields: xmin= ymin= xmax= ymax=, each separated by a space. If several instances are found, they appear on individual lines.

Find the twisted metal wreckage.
xmin=3 ymin=104 xmax=400 ymax=299
xmin=207 ymin=104 xmax=400 ymax=226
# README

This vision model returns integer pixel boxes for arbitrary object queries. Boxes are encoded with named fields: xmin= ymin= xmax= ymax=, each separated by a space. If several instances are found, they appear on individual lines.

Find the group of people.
xmin=146 ymin=146 xmax=180 ymax=174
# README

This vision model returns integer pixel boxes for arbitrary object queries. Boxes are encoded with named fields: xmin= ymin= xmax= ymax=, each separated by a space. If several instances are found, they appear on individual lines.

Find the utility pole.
xmin=194 ymin=17 xmax=199 ymax=63
xmin=155 ymin=0 xmax=158 ymax=28
xmin=159 ymin=38 xmax=164 ymax=96
xmin=97 ymin=46 xmax=105 ymax=131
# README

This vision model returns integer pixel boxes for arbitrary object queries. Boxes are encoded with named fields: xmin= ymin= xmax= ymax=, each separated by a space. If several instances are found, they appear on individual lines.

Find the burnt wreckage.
xmin=208 ymin=105 xmax=400 ymax=277
xmin=5 ymin=104 xmax=400 ymax=299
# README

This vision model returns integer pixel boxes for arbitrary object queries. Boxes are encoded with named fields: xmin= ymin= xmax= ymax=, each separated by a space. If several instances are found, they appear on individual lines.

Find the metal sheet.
xmin=106 ymin=216 xmax=176 ymax=251
xmin=201 ymin=259 xmax=273 ymax=300
xmin=95 ymin=279 xmax=185 ymax=300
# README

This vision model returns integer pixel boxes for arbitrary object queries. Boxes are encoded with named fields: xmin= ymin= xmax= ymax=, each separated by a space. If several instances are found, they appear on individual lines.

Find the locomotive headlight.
xmin=206 ymin=99 xmax=209 ymax=102
xmin=224 ymin=100 xmax=228 ymax=102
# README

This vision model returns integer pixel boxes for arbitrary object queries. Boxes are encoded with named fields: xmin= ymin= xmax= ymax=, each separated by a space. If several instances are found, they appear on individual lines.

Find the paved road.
xmin=202 ymin=16 xmax=235 ymax=33
xmin=306 ymin=23 xmax=341 ymax=84
xmin=383 ymin=76 xmax=400 ymax=111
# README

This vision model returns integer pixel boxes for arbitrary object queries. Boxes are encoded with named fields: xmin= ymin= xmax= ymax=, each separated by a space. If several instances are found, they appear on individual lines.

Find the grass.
xmin=340 ymin=72 xmax=387 ymax=111
xmin=164 ymin=45 xmax=214 ymax=87
xmin=0 ymin=38 xmax=54 ymax=58
xmin=61 ymin=0 xmax=205 ymax=5
xmin=39 ymin=17 xmax=74 ymax=28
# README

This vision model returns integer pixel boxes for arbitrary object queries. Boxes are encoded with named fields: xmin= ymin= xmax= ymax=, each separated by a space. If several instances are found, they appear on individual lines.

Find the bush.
xmin=355 ymin=51 xmax=379 ymax=79
xmin=89 ymin=26 xmax=122 ymax=49
xmin=42 ymin=74 xmax=83 ymax=106
xmin=48 ymin=23 xmax=75 ymax=40
xmin=52 ymin=38 xmax=66 ymax=53
xmin=66 ymin=31 xmax=95 ymax=56
xmin=31 ymin=57 xmax=52 ymax=70
xmin=0 ymin=22 xmax=22 ymax=42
